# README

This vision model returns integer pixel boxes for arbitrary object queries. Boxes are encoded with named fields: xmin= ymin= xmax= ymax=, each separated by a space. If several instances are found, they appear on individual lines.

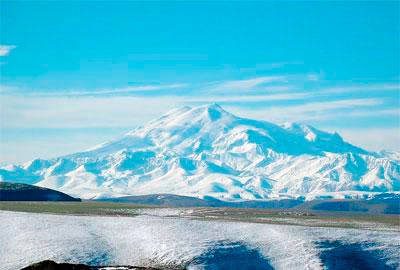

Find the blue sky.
xmin=0 ymin=1 xmax=399 ymax=163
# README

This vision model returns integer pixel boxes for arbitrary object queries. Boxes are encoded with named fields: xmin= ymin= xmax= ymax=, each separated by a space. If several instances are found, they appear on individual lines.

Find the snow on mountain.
xmin=1 ymin=104 xmax=399 ymax=200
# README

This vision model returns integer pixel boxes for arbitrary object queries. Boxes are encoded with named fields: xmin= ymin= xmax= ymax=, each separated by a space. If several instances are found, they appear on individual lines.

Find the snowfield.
xmin=1 ymin=210 xmax=399 ymax=270
xmin=0 ymin=104 xmax=399 ymax=201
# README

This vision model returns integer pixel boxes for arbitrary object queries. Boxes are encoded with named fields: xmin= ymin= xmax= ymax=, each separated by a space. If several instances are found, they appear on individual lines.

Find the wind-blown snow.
xmin=0 ymin=211 xmax=398 ymax=270
xmin=0 ymin=104 xmax=399 ymax=200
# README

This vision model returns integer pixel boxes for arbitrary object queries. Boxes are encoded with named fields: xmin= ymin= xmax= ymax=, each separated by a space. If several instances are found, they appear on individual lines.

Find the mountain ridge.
xmin=0 ymin=182 xmax=80 ymax=201
xmin=1 ymin=104 xmax=399 ymax=200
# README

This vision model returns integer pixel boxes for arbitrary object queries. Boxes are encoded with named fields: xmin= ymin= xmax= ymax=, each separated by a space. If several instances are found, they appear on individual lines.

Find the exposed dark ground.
xmin=0 ymin=182 xmax=80 ymax=202
xmin=0 ymin=201 xmax=398 ymax=230
xmin=21 ymin=260 xmax=162 ymax=270
xmin=100 ymin=193 xmax=400 ymax=215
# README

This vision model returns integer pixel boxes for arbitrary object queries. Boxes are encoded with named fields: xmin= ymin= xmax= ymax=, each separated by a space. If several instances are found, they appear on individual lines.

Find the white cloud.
xmin=0 ymin=45 xmax=16 ymax=56
xmin=105 ymin=83 xmax=187 ymax=92
xmin=0 ymin=92 xmax=311 ymax=128
xmin=285 ymin=98 xmax=382 ymax=112
xmin=321 ymin=83 xmax=400 ymax=94
xmin=0 ymin=85 xmax=12 ymax=93
xmin=1 ymin=95 xmax=386 ymax=129
xmin=339 ymin=128 xmax=400 ymax=152
xmin=239 ymin=61 xmax=303 ymax=72
xmin=306 ymin=73 xmax=320 ymax=81
xmin=0 ymin=128 xmax=130 ymax=164
xmin=332 ymin=108 xmax=399 ymax=118
xmin=261 ymin=85 xmax=293 ymax=92
xmin=185 ymin=93 xmax=309 ymax=103
xmin=210 ymin=76 xmax=287 ymax=92
xmin=0 ymin=95 xmax=180 ymax=128
xmin=4 ymin=83 xmax=188 ymax=97
xmin=225 ymin=98 xmax=384 ymax=122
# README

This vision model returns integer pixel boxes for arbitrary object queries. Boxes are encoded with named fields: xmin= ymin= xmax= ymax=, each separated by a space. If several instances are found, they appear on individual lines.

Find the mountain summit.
xmin=1 ymin=104 xmax=399 ymax=200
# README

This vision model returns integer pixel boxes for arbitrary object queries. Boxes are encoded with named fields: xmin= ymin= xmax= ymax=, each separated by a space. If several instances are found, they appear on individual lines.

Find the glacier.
xmin=0 ymin=104 xmax=399 ymax=200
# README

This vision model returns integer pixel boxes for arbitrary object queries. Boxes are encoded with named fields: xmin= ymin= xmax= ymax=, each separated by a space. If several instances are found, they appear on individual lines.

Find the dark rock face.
xmin=0 ymin=182 xmax=80 ymax=201
xmin=21 ymin=260 xmax=92 ymax=270
xmin=21 ymin=260 xmax=162 ymax=270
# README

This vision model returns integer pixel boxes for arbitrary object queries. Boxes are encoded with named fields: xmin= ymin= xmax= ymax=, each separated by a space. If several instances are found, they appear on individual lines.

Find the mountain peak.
xmin=89 ymin=104 xmax=367 ymax=159
xmin=150 ymin=104 xmax=235 ymax=128
xmin=193 ymin=103 xmax=232 ymax=121
xmin=202 ymin=103 xmax=224 ymax=111
xmin=281 ymin=122 xmax=337 ymax=142
xmin=184 ymin=103 xmax=230 ymax=115
xmin=149 ymin=104 xmax=231 ymax=125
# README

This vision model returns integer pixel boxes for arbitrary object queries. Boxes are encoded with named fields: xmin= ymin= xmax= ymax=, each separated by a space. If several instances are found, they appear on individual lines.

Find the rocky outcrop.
xmin=0 ymin=182 xmax=80 ymax=201
xmin=21 ymin=260 xmax=163 ymax=270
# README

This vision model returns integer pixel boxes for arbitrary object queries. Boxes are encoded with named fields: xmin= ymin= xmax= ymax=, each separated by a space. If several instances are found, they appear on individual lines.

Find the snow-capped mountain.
xmin=1 ymin=104 xmax=399 ymax=200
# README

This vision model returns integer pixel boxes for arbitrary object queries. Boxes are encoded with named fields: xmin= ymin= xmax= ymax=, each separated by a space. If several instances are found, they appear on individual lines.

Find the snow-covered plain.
xmin=1 ymin=104 xmax=399 ymax=201
xmin=1 ymin=210 xmax=399 ymax=270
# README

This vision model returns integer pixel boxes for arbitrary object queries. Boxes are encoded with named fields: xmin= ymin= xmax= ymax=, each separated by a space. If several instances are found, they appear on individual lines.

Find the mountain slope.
xmin=0 ymin=182 xmax=80 ymax=201
xmin=0 ymin=104 xmax=399 ymax=200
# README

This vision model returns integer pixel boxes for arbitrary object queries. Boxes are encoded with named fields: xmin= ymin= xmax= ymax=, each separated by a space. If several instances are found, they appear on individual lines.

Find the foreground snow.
xmin=0 ymin=211 xmax=399 ymax=270
xmin=1 ymin=104 xmax=399 ymax=200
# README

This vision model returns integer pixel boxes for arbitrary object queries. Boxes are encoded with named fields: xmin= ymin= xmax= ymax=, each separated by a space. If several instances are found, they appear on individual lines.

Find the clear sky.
xmin=0 ymin=1 xmax=399 ymax=163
